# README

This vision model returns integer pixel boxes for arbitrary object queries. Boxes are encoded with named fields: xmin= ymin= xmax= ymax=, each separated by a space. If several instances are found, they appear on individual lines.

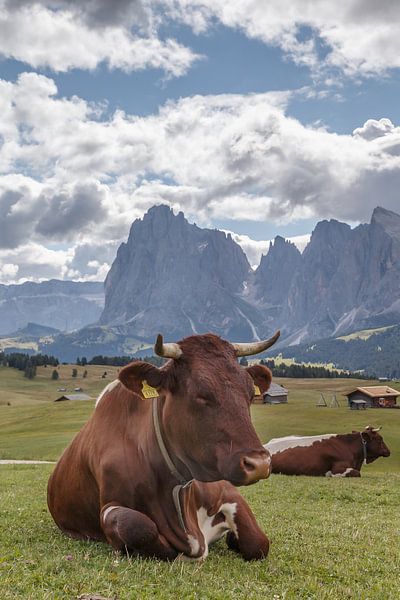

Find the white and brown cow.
xmin=48 ymin=331 xmax=280 ymax=561
xmin=264 ymin=426 xmax=390 ymax=477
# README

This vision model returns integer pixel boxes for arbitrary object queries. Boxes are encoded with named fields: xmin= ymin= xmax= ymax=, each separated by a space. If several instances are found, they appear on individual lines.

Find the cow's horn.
xmin=154 ymin=334 xmax=183 ymax=359
xmin=232 ymin=330 xmax=280 ymax=357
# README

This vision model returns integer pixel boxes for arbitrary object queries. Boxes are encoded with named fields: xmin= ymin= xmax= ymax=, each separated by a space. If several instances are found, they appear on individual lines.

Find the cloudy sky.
xmin=1 ymin=0 xmax=400 ymax=283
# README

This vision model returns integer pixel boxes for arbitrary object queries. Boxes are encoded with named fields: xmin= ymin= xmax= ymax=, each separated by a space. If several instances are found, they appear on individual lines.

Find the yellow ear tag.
xmin=141 ymin=380 xmax=159 ymax=399
xmin=253 ymin=384 xmax=261 ymax=396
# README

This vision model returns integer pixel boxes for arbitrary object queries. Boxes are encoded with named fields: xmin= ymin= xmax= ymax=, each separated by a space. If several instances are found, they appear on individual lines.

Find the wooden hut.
xmin=345 ymin=386 xmax=399 ymax=409
xmin=262 ymin=383 xmax=288 ymax=405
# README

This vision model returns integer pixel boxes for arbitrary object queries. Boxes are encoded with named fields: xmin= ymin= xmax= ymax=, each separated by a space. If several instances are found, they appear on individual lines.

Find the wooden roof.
xmin=263 ymin=382 xmax=288 ymax=397
xmin=55 ymin=393 xmax=92 ymax=402
xmin=345 ymin=386 xmax=399 ymax=398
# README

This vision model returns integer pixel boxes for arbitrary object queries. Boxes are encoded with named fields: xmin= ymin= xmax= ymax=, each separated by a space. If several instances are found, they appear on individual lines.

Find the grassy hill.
xmin=1 ymin=366 xmax=399 ymax=599
xmin=273 ymin=324 xmax=400 ymax=378
xmin=0 ymin=365 xmax=399 ymax=468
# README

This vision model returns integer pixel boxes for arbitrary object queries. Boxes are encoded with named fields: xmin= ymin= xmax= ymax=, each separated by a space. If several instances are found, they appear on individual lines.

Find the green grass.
xmin=1 ymin=367 xmax=400 ymax=598
xmin=1 ymin=466 xmax=399 ymax=600
xmin=0 ymin=363 xmax=120 ymax=407
xmin=337 ymin=325 xmax=396 ymax=342
xmin=1 ymin=368 xmax=398 ymax=469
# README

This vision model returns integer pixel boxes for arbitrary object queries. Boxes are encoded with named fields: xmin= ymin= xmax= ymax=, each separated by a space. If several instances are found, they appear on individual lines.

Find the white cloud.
xmin=0 ymin=262 xmax=19 ymax=283
xmin=226 ymin=231 xmax=311 ymax=268
xmin=222 ymin=231 xmax=269 ymax=268
xmin=0 ymin=1 xmax=199 ymax=76
xmin=353 ymin=118 xmax=396 ymax=141
xmin=2 ymin=1 xmax=400 ymax=79
xmin=0 ymin=243 xmax=71 ymax=282
xmin=1 ymin=73 xmax=400 ymax=282
xmin=162 ymin=0 xmax=400 ymax=79
xmin=287 ymin=234 xmax=311 ymax=253
xmin=0 ymin=239 xmax=119 ymax=283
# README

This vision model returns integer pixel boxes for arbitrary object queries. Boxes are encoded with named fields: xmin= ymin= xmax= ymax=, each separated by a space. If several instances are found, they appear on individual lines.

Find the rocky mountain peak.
xmin=254 ymin=236 xmax=301 ymax=307
xmin=371 ymin=206 xmax=400 ymax=239
xmin=100 ymin=204 xmax=263 ymax=341
xmin=5 ymin=204 xmax=400 ymax=359
xmin=306 ymin=218 xmax=352 ymax=251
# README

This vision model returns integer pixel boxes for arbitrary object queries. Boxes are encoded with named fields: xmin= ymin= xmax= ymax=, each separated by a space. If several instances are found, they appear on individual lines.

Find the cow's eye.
xmin=196 ymin=396 xmax=214 ymax=408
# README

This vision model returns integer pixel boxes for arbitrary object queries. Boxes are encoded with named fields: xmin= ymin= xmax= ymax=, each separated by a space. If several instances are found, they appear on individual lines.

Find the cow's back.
xmin=264 ymin=434 xmax=337 ymax=476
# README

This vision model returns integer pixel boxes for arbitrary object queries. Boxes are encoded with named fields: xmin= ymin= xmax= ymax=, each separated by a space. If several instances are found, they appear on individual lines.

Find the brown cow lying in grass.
xmin=48 ymin=331 xmax=280 ymax=561
xmin=264 ymin=426 xmax=390 ymax=477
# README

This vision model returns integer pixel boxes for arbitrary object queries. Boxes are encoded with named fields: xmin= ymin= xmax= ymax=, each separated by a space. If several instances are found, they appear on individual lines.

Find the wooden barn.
xmin=262 ymin=383 xmax=288 ymax=405
xmin=345 ymin=386 xmax=399 ymax=409
xmin=55 ymin=393 xmax=92 ymax=402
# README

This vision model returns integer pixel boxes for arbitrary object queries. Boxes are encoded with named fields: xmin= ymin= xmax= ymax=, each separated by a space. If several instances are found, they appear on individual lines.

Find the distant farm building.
xmin=55 ymin=393 xmax=92 ymax=402
xmin=345 ymin=386 xmax=399 ymax=409
xmin=263 ymin=383 xmax=288 ymax=405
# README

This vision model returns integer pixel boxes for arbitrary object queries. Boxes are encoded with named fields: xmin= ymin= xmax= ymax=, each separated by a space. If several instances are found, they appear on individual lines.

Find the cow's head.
xmin=362 ymin=426 xmax=391 ymax=463
xmin=119 ymin=332 xmax=280 ymax=486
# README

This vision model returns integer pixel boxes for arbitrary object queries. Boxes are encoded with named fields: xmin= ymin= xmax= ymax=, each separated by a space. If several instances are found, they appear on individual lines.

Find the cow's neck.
xmin=152 ymin=396 xmax=193 ymax=486
xmin=146 ymin=396 xmax=202 ymax=554
xmin=337 ymin=433 xmax=366 ymax=469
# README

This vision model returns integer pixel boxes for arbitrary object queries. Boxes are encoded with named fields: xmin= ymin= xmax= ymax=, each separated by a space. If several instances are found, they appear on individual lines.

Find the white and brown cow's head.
xmin=119 ymin=332 xmax=279 ymax=487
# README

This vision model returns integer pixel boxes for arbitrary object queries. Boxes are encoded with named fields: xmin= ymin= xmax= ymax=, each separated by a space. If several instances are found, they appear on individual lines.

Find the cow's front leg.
xmin=327 ymin=463 xmax=361 ymax=477
xmin=225 ymin=495 xmax=269 ymax=561
xmin=100 ymin=504 xmax=178 ymax=560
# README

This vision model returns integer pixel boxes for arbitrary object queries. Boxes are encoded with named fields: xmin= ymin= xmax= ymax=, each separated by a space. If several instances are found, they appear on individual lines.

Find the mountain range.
xmin=0 ymin=280 xmax=104 ymax=336
xmin=1 ymin=204 xmax=400 ymax=371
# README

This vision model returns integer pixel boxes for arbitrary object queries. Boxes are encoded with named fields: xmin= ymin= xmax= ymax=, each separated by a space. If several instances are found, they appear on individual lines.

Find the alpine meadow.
xmin=1 ymin=1 xmax=400 ymax=599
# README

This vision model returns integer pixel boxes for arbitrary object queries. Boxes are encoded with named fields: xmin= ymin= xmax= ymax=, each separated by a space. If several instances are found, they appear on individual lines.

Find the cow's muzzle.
xmin=226 ymin=449 xmax=271 ymax=486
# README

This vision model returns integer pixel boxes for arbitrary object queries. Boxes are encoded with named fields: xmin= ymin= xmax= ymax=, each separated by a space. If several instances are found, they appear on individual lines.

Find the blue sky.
xmin=0 ymin=1 xmax=400 ymax=281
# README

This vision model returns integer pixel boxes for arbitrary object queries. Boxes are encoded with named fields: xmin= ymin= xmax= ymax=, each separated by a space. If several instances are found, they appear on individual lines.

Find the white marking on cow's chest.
xmin=188 ymin=502 xmax=238 ymax=560
xmin=264 ymin=433 xmax=337 ymax=455
xmin=325 ymin=467 xmax=354 ymax=478
xmin=95 ymin=379 xmax=120 ymax=408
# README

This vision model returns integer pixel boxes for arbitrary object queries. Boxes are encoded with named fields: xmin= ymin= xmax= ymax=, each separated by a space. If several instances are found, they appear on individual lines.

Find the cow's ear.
xmin=118 ymin=361 xmax=166 ymax=399
xmin=246 ymin=364 xmax=272 ymax=395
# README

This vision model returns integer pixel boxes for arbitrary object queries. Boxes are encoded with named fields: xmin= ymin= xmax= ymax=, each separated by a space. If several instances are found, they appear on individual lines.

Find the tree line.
xmin=259 ymin=358 xmax=359 ymax=379
xmin=1 ymin=350 xmax=370 ymax=382
xmin=77 ymin=355 xmax=165 ymax=367
xmin=0 ymin=351 xmax=59 ymax=380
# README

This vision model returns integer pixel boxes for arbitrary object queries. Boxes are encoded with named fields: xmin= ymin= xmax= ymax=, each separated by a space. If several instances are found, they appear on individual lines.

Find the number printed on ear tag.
xmin=141 ymin=380 xmax=159 ymax=398
xmin=254 ymin=384 xmax=261 ymax=396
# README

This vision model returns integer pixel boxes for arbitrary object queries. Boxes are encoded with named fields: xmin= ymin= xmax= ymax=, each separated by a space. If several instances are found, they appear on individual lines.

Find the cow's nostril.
xmin=240 ymin=454 xmax=271 ymax=484
xmin=243 ymin=457 xmax=256 ymax=472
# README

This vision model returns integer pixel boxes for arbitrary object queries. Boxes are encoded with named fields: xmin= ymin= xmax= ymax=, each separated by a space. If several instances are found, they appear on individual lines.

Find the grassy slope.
xmin=1 ymin=366 xmax=400 ymax=599
xmin=0 ymin=364 xmax=120 ymax=406
xmin=1 ymin=467 xmax=399 ymax=600
xmin=337 ymin=325 xmax=396 ymax=342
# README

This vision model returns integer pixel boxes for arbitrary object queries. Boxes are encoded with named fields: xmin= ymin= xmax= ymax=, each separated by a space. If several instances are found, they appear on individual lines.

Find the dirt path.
xmin=0 ymin=459 xmax=55 ymax=464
